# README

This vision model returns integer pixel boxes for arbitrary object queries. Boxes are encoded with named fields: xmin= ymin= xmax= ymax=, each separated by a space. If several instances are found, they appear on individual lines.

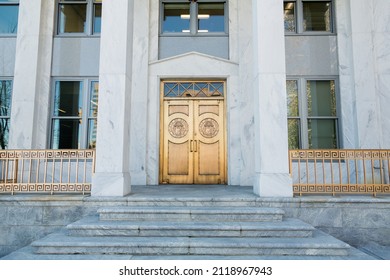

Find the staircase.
xmin=29 ymin=204 xmax=355 ymax=258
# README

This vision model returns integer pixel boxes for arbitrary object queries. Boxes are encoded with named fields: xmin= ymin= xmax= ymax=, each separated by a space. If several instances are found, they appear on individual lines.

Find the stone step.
xmin=66 ymin=216 xmax=314 ymax=238
xmin=98 ymin=207 xmax=285 ymax=222
xmin=2 ymin=245 xmax=376 ymax=260
xmin=31 ymin=230 xmax=350 ymax=256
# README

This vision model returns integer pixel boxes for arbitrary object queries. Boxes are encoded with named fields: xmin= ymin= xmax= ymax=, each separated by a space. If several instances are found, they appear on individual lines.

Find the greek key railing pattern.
xmin=0 ymin=150 xmax=95 ymax=195
xmin=289 ymin=150 xmax=390 ymax=196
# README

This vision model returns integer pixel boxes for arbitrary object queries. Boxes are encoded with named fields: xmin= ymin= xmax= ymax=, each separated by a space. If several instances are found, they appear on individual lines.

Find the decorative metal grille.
xmin=0 ymin=150 xmax=95 ymax=195
xmin=163 ymin=81 xmax=225 ymax=98
xmin=289 ymin=149 xmax=390 ymax=196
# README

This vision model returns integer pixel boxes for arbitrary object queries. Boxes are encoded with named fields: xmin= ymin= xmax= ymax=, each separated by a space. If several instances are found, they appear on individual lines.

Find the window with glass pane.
xmin=0 ymin=0 xmax=19 ymax=34
xmin=162 ymin=3 xmax=190 ymax=33
xmin=58 ymin=0 xmax=87 ymax=34
xmin=307 ymin=80 xmax=337 ymax=148
xmin=303 ymin=1 xmax=332 ymax=32
xmin=287 ymin=78 xmax=338 ymax=149
xmin=93 ymin=0 xmax=102 ymax=34
xmin=284 ymin=2 xmax=295 ymax=32
xmin=0 ymin=80 xmax=12 ymax=149
xmin=88 ymin=82 xmax=99 ymax=148
xmin=198 ymin=3 xmax=225 ymax=33
xmin=286 ymin=80 xmax=300 ymax=149
xmin=52 ymin=81 xmax=83 ymax=149
xmin=308 ymin=119 xmax=337 ymax=148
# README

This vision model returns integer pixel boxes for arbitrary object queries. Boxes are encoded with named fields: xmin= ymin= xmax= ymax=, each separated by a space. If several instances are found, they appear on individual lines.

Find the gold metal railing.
xmin=0 ymin=150 xmax=95 ymax=195
xmin=289 ymin=150 xmax=390 ymax=196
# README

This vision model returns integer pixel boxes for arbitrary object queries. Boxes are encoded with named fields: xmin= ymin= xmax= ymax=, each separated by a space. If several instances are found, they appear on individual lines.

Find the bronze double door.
xmin=160 ymin=99 xmax=226 ymax=184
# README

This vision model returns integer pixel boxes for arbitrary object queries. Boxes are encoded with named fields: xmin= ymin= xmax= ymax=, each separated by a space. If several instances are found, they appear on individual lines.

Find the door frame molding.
xmin=159 ymin=79 xmax=227 ymax=184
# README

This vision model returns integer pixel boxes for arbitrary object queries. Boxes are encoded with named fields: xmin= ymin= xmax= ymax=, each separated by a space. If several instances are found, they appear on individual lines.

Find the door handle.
xmin=190 ymin=140 xmax=197 ymax=152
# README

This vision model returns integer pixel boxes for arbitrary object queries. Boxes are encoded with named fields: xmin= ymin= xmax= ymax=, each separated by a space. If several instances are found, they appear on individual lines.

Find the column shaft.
xmin=92 ymin=0 xmax=134 ymax=196
xmin=252 ymin=0 xmax=293 ymax=197
xmin=9 ymin=0 xmax=54 ymax=149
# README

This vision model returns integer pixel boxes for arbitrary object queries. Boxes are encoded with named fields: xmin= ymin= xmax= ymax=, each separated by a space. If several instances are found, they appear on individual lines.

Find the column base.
xmin=91 ymin=172 xmax=131 ymax=196
xmin=253 ymin=172 xmax=293 ymax=197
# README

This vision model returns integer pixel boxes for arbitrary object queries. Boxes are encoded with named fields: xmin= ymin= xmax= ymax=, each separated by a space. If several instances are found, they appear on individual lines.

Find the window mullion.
xmin=300 ymin=78 xmax=309 ymax=149
xmin=190 ymin=1 xmax=197 ymax=35
xmin=80 ymin=81 xmax=89 ymax=149
xmin=296 ymin=0 xmax=303 ymax=34
xmin=86 ymin=0 xmax=93 ymax=35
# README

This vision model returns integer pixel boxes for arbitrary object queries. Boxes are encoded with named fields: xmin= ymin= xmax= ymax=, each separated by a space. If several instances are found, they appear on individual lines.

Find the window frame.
xmin=56 ymin=0 xmax=102 ymax=37
xmin=50 ymin=78 xmax=99 ymax=149
xmin=0 ymin=0 xmax=19 ymax=36
xmin=287 ymin=76 xmax=340 ymax=149
xmin=284 ymin=0 xmax=335 ymax=35
xmin=0 ymin=78 xmax=13 ymax=149
xmin=160 ymin=0 xmax=228 ymax=37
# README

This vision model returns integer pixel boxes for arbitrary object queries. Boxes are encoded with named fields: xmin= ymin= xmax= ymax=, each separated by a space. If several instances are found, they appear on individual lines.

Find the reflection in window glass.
xmin=93 ymin=3 xmax=102 ymax=34
xmin=307 ymin=80 xmax=336 ymax=117
xmin=286 ymin=80 xmax=299 ymax=149
xmin=52 ymin=81 xmax=83 ymax=149
xmin=53 ymin=81 xmax=83 ymax=117
xmin=0 ymin=80 xmax=12 ymax=149
xmin=198 ymin=3 xmax=225 ymax=33
xmin=58 ymin=4 xmax=87 ymax=33
xmin=0 ymin=4 xmax=19 ymax=34
xmin=308 ymin=119 xmax=337 ymax=149
xmin=288 ymin=119 xmax=300 ymax=149
xmin=162 ymin=3 xmax=190 ymax=33
xmin=303 ymin=1 xmax=332 ymax=32
xmin=51 ymin=119 xmax=81 ymax=149
xmin=287 ymin=79 xmax=338 ymax=149
xmin=284 ymin=2 xmax=295 ymax=32
xmin=307 ymin=80 xmax=337 ymax=149
xmin=88 ymin=82 xmax=99 ymax=148
xmin=286 ymin=80 xmax=299 ymax=117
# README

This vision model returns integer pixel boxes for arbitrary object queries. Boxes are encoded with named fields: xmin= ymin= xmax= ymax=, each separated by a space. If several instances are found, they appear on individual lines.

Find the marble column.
xmin=348 ymin=0 xmax=381 ymax=149
xmin=92 ymin=0 xmax=134 ymax=196
xmin=129 ymin=0 xmax=149 ymax=185
xmin=252 ymin=0 xmax=293 ymax=197
xmin=9 ymin=0 xmax=54 ymax=149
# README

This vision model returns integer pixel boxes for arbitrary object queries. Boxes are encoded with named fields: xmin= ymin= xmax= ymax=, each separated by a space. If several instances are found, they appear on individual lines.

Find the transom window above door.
xmin=163 ymin=81 xmax=225 ymax=98
xmin=161 ymin=0 xmax=227 ymax=35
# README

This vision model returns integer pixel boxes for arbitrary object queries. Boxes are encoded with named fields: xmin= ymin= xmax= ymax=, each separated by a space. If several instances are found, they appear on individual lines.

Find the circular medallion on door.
xmin=168 ymin=118 xmax=189 ymax=138
xmin=199 ymin=118 xmax=219 ymax=138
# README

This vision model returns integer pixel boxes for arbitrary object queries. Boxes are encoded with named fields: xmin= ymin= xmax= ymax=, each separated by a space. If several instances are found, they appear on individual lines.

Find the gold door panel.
xmin=161 ymin=99 xmax=226 ymax=184
xmin=162 ymin=100 xmax=194 ymax=184
xmin=194 ymin=100 xmax=225 ymax=184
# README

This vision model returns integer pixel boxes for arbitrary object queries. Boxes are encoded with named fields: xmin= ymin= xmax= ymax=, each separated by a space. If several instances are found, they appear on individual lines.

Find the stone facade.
xmin=0 ymin=1 xmax=389 ymax=193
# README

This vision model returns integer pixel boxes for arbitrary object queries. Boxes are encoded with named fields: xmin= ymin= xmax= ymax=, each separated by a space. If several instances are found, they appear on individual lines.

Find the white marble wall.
xmin=139 ymin=0 xmax=256 ymax=186
xmin=372 ymin=0 xmax=390 ymax=149
xmin=9 ymin=0 xmax=54 ymax=149
xmin=92 ymin=0 xmax=134 ymax=196
xmin=336 ymin=0 xmax=390 ymax=149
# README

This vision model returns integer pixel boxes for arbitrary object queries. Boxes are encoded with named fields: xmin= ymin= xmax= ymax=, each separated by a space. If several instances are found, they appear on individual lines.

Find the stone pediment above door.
xmin=149 ymin=52 xmax=238 ymax=77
